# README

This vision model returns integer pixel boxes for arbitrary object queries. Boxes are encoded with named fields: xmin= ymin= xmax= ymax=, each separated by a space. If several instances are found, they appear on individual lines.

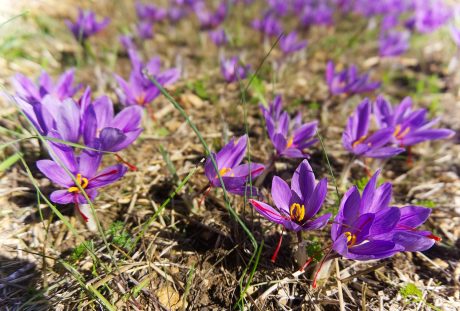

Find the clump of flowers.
xmin=342 ymin=98 xmax=404 ymax=159
xmin=115 ymin=49 xmax=180 ymax=107
xmin=326 ymin=61 xmax=381 ymax=96
xmin=220 ymin=56 xmax=250 ymax=83
xmin=65 ymin=9 xmax=110 ymax=43
xmin=261 ymin=96 xmax=318 ymax=159
xmin=373 ymin=96 xmax=455 ymax=148
xmin=331 ymin=170 xmax=440 ymax=260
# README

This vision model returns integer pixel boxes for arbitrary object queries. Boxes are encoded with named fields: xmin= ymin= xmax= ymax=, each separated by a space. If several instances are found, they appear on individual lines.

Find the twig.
xmin=335 ymin=259 xmax=345 ymax=311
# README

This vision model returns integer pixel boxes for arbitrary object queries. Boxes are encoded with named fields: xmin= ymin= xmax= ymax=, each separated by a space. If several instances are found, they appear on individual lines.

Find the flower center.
xmin=135 ymin=93 xmax=146 ymax=105
xmin=352 ymin=135 xmax=368 ymax=148
xmin=344 ymin=231 xmax=357 ymax=247
xmin=393 ymin=124 xmax=410 ymax=140
xmin=286 ymin=137 xmax=294 ymax=148
xmin=290 ymin=203 xmax=305 ymax=222
xmin=68 ymin=173 xmax=89 ymax=193
xmin=218 ymin=167 xmax=232 ymax=177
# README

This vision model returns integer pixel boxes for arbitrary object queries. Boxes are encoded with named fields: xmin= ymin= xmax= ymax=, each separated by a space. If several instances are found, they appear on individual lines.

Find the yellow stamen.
xmin=393 ymin=124 xmax=410 ymax=140
xmin=344 ymin=231 xmax=357 ymax=247
xmin=352 ymin=135 xmax=367 ymax=148
xmin=290 ymin=203 xmax=305 ymax=222
xmin=218 ymin=167 xmax=232 ymax=177
xmin=286 ymin=137 xmax=294 ymax=148
xmin=68 ymin=173 xmax=89 ymax=193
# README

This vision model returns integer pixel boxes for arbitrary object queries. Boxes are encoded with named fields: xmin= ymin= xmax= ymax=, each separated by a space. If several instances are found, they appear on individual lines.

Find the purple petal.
xmin=305 ymin=178 xmax=327 ymax=219
xmin=36 ymin=160 xmax=73 ymax=187
xmin=250 ymin=199 xmax=286 ymax=225
xmin=110 ymin=105 xmax=144 ymax=132
xmin=78 ymin=150 xmax=102 ymax=178
xmin=397 ymin=205 xmax=431 ymax=228
xmin=291 ymin=159 xmax=315 ymax=202
xmin=392 ymin=231 xmax=435 ymax=252
xmin=50 ymin=190 xmax=75 ymax=204
xmin=88 ymin=164 xmax=127 ymax=189
xmin=302 ymin=213 xmax=331 ymax=230
xmin=271 ymin=176 xmax=291 ymax=215
xmin=347 ymin=240 xmax=400 ymax=260
xmin=369 ymin=207 xmax=400 ymax=236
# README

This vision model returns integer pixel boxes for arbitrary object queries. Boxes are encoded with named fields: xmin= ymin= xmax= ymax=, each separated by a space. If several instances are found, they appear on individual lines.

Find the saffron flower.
xmin=209 ymin=28 xmax=228 ymax=47
xmin=13 ymin=69 xmax=80 ymax=104
xmin=37 ymin=144 xmax=127 ymax=220
xmin=204 ymin=135 xmax=264 ymax=196
xmin=115 ymin=49 xmax=180 ymax=106
xmin=279 ymin=31 xmax=307 ymax=55
xmin=16 ymin=95 xmax=82 ymax=143
xmin=81 ymin=90 xmax=143 ymax=152
xmin=343 ymin=99 xmax=404 ymax=158
xmin=137 ymin=21 xmax=154 ymax=39
xmin=379 ymin=30 xmax=410 ymax=57
xmin=251 ymin=13 xmax=282 ymax=37
xmin=193 ymin=1 xmax=227 ymax=30
xmin=65 ymin=9 xmax=110 ymax=42
xmin=331 ymin=170 xmax=438 ymax=260
xmin=298 ymin=3 xmax=334 ymax=27
xmin=220 ymin=56 xmax=250 ymax=83
xmin=135 ymin=2 xmax=167 ymax=22
xmin=374 ymin=96 xmax=455 ymax=147
xmin=250 ymin=160 xmax=330 ymax=231
xmin=326 ymin=61 xmax=381 ymax=96
xmin=261 ymin=96 xmax=318 ymax=158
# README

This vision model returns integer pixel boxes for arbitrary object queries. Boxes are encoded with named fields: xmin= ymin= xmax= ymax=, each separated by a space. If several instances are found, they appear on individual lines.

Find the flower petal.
xmin=271 ymin=176 xmax=291 ymax=215
xmin=36 ymin=160 xmax=73 ymax=187
xmin=249 ymin=199 xmax=286 ymax=225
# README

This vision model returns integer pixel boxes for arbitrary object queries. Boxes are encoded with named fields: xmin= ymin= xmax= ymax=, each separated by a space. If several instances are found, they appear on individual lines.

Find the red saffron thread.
xmin=300 ymin=257 xmax=314 ymax=272
xmin=312 ymin=246 xmax=334 ymax=288
xmin=271 ymin=232 xmax=284 ymax=263
xmin=115 ymin=154 xmax=137 ymax=171
xmin=199 ymin=186 xmax=212 ymax=206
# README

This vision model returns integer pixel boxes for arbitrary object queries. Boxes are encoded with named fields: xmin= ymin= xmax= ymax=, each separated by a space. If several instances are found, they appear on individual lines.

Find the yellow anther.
xmin=218 ymin=167 xmax=232 ymax=177
xmin=344 ymin=231 xmax=357 ymax=247
xmin=352 ymin=135 xmax=367 ymax=148
xmin=290 ymin=203 xmax=305 ymax=222
xmin=393 ymin=124 xmax=410 ymax=140
xmin=286 ymin=137 xmax=294 ymax=148
xmin=68 ymin=173 xmax=89 ymax=193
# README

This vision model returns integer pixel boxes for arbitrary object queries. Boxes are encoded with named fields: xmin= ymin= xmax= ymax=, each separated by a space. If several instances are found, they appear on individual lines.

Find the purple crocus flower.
xmin=279 ymin=31 xmax=307 ymax=55
xmin=168 ymin=6 xmax=188 ymax=23
xmin=379 ymin=30 xmax=410 ymax=57
xmin=251 ymin=13 xmax=283 ymax=37
xmin=136 ymin=2 xmax=167 ymax=22
xmin=13 ymin=69 xmax=80 ymax=104
xmin=220 ymin=56 xmax=250 ymax=83
xmin=268 ymin=0 xmax=290 ymax=16
xmin=373 ymin=96 xmax=455 ymax=147
xmin=411 ymin=0 xmax=452 ymax=33
xmin=65 ymin=9 xmax=110 ymax=42
xmin=343 ymin=99 xmax=405 ymax=158
xmin=331 ymin=169 xmax=439 ymax=260
xmin=15 ymin=95 xmax=81 ymax=143
xmin=208 ymin=28 xmax=228 ymax=46
xmin=81 ymin=91 xmax=143 ymax=152
xmin=37 ymin=144 xmax=127 ymax=221
xmin=261 ymin=96 xmax=318 ymax=158
xmin=326 ymin=61 xmax=381 ymax=95
xmin=115 ymin=49 xmax=180 ymax=106
xmin=193 ymin=1 xmax=227 ymax=30
xmin=298 ymin=3 xmax=334 ymax=27
xmin=137 ymin=20 xmax=154 ymax=39
xmin=250 ymin=159 xmax=330 ymax=231
xmin=204 ymin=135 xmax=265 ymax=196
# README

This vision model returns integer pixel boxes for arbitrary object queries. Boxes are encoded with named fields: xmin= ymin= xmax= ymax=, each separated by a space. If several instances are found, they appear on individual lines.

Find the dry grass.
xmin=0 ymin=1 xmax=459 ymax=310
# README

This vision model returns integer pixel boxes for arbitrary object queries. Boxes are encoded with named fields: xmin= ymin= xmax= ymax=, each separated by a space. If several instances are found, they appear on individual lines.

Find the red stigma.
xmin=199 ymin=186 xmax=212 ymax=206
xmin=271 ymin=233 xmax=284 ymax=263
xmin=73 ymin=195 xmax=89 ymax=222
xmin=115 ymin=154 xmax=137 ymax=171
xmin=427 ymin=234 xmax=442 ymax=242
xmin=300 ymin=257 xmax=313 ymax=272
